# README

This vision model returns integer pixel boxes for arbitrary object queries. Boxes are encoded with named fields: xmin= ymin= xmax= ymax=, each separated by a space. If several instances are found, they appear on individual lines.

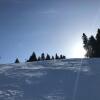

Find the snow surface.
xmin=0 ymin=58 xmax=100 ymax=100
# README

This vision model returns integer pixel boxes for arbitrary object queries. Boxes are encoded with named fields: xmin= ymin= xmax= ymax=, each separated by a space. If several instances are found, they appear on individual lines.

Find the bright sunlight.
xmin=72 ymin=42 xmax=86 ymax=58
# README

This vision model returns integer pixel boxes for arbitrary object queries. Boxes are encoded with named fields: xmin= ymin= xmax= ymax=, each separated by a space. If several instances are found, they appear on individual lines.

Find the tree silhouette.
xmin=41 ymin=53 xmax=45 ymax=60
xmin=55 ymin=53 xmax=59 ymax=59
xmin=96 ymin=29 xmax=100 ymax=57
xmin=46 ymin=54 xmax=51 ymax=60
xmin=51 ymin=56 xmax=54 ymax=60
xmin=26 ymin=52 xmax=66 ymax=62
xmin=96 ymin=29 xmax=100 ymax=42
xmin=59 ymin=54 xmax=66 ymax=59
xmin=38 ymin=56 xmax=41 ymax=61
xmin=82 ymin=28 xmax=100 ymax=58
xmin=62 ymin=55 xmax=66 ymax=59
xmin=27 ymin=52 xmax=37 ymax=62
xmin=60 ymin=54 xmax=63 ymax=59
xmin=15 ymin=58 xmax=20 ymax=63
xmin=82 ymin=33 xmax=88 ymax=50
xmin=88 ymin=35 xmax=96 ymax=57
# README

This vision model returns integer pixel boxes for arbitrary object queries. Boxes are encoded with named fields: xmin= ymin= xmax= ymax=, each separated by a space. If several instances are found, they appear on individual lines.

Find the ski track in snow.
xmin=0 ymin=59 xmax=100 ymax=100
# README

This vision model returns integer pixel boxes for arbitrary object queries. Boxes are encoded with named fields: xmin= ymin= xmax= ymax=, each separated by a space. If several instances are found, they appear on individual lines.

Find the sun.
xmin=72 ymin=42 xmax=86 ymax=58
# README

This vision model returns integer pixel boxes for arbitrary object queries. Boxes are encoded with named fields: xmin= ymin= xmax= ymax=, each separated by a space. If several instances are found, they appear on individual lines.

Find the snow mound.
xmin=0 ymin=58 xmax=100 ymax=100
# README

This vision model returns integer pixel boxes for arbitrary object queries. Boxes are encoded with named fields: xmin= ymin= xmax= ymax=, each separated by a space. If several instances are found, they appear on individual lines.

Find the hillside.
xmin=0 ymin=58 xmax=100 ymax=100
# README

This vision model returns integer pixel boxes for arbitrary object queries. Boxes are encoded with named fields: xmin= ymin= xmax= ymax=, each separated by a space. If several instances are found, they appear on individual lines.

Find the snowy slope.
xmin=0 ymin=58 xmax=100 ymax=100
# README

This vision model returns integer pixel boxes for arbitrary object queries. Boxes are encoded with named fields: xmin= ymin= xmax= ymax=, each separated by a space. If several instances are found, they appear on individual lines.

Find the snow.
xmin=0 ymin=58 xmax=100 ymax=100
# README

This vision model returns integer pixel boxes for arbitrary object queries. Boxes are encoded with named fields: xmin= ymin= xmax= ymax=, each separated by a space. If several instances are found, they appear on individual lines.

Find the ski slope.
xmin=0 ymin=58 xmax=100 ymax=100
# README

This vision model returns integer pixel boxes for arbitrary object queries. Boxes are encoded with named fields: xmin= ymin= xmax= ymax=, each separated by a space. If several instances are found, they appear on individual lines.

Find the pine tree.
xmin=15 ymin=58 xmax=20 ymax=63
xmin=28 ymin=52 xmax=37 ymax=62
xmin=55 ymin=53 xmax=59 ymax=59
xmin=51 ymin=56 xmax=54 ymax=60
xmin=82 ymin=33 xmax=88 ymax=50
xmin=60 ymin=54 xmax=63 ymax=59
xmin=82 ymin=29 xmax=100 ymax=57
xmin=38 ymin=56 xmax=41 ymax=61
xmin=88 ymin=35 xmax=96 ymax=57
xmin=41 ymin=53 xmax=45 ymax=60
xmin=62 ymin=55 xmax=66 ymax=59
xmin=96 ymin=29 xmax=100 ymax=42
xmin=46 ymin=54 xmax=51 ymax=60
xmin=96 ymin=29 xmax=100 ymax=57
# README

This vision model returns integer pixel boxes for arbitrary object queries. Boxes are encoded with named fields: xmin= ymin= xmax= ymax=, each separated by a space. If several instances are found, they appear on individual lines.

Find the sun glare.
xmin=72 ymin=42 xmax=86 ymax=58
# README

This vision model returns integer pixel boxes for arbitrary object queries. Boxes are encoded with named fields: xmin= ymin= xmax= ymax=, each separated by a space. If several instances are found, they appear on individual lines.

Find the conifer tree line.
xmin=27 ymin=52 xmax=66 ymax=62
xmin=15 ymin=28 xmax=100 ymax=63
xmin=82 ymin=28 xmax=100 ymax=57
xmin=15 ymin=52 xmax=66 ymax=63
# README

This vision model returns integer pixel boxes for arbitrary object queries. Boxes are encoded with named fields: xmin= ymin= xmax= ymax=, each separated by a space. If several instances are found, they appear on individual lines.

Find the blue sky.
xmin=0 ymin=0 xmax=100 ymax=63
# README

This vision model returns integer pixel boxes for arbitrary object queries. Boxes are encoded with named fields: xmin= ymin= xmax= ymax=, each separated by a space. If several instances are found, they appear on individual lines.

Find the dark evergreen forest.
xmin=82 ymin=29 xmax=100 ymax=57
